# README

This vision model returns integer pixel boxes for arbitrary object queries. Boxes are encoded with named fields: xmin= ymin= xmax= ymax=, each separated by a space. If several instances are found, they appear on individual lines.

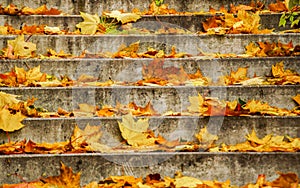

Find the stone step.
xmin=0 ymin=85 xmax=299 ymax=112
xmin=0 ymin=152 xmax=298 ymax=186
xmin=0 ymin=57 xmax=299 ymax=82
xmin=0 ymin=34 xmax=299 ymax=55
xmin=0 ymin=13 xmax=288 ymax=33
xmin=1 ymin=116 xmax=298 ymax=145
xmin=4 ymin=0 xmax=277 ymax=14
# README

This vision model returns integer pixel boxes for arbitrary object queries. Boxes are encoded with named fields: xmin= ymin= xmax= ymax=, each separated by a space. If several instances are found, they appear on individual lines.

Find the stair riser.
xmin=1 ymin=117 xmax=299 ymax=145
xmin=0 ymin=58 xmax=299 ymax=82
xmin=1 ymin=34 xmax=299 ymax=55
xmin=0 ymin=14 xmax=286 ymax=32
xmin=1 ymin=86 xmax=299 ymax=112
xmin=4 ymin=0 xmax=277 ymax=14
xmin=0 ymin=153 xmax=298 ymax=186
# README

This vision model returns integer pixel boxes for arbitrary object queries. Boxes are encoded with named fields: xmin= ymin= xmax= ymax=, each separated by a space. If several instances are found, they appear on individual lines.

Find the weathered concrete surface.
xmin=0 ymin=153 xmax=298 ymax=186
xmin=0 ymin=116 xmax=299 ymax=145
xmin=4 ymin=0 xmax=278 ymax=14
xmin=0 ymin=34 xmax=299 ymax=55
xmin=0 ymin=57 xmax=298 ymax=82
xmin=0 ymin=13 xmax=287 ymax=32
xmin=0 ymin=85 xmax=299 ymax=111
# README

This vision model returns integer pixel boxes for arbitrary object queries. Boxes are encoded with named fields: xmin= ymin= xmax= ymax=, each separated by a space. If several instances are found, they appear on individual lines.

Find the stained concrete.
xmin=0 ymin=153 xmax=298 ymax=186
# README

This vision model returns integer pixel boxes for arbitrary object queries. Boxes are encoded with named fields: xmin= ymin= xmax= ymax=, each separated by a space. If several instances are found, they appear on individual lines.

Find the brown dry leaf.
xmin=7 ymin=35 xmax=36 ymax=58
xmin=118 ymin=113 xmax=158 ymax=147
xmin=104 ymin=10 xmax=141 ymax=24
xmin=129 ymin=101 xmax=158 ymax=116
xmin=39 ymin=162 xmax=80 ymax=188
xmin=0 ymin=109 xmax=26 ymax=132
xmin=268 ymin=0 xmax=288 ymax=12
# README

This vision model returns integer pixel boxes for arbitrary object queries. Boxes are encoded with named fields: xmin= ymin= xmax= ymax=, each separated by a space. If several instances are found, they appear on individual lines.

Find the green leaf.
xmin=238 ymin=98 xmax=246 ymax=106
xmin=291 ymin=18 xmax=300 ymax=27
xmin=279 ymin=14 xmax=287 ymax=27
xmin=155 ymin=0 xmax=164 ymax=6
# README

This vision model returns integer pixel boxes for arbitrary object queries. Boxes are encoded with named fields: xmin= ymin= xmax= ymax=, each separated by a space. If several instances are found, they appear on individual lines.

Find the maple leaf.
xmin=0 ymin=91 xmax=20 ymax=109
xmin=195 ymin=127 xmax=219 ymax=146
xmin=118 ymin=113 xmax=158 ymax=147
xmin=104 ymin=10 xmax=141 ymax=24
xmin=76 ymin=12 xmax=100 ymax=34
xmin=71 ymin=125 xmax=110 ymax=152
xmin=7 ymin=35 xmax=36 ymax=58
xmin=0 ymin=109 xmax=26 ymax=132
xmin=39 ymin=162 xmax=81 ymax=188
xmin=128 ymin=101 xmax=158 ymax=116
xmin=187 ymin=94 xmax=208 ymax=114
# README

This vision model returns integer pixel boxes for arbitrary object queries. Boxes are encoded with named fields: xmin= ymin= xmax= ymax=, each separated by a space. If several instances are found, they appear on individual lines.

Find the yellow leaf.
xmin=0 ymin=26 xmax=8 ymax=34
xmin=0 ymin=108 xmax=26 ymax=132
xmin=231 ymin=67 xmax=248 ymax=82
xmin=272 ymin=61 xmax=285 ymax=77
xmin=293 ymin=94 xmax=300 ymax=106
xmin=175 ymin=176 xmax=203 ymax=187
xmin=245 ymin=42 xmax=261 ymax=56
xmin=0 ymin=91 xmax=20 ymax=109
xmin=40 ymin=162 xmax=81 ymax=188
xmin=105 ymin=10 xmax=141 ymax=24
xmin=187 ymin=93 xmax=208 ymax=114
xmin=195 ymin=126 xmax=218 ymax=145
xmin=118 ymin=113 xmax=157 ymax=147
xmin=7 ymin=35 xmax=36 ymax=58
xmin=26 ymin=65 xmax=44 ymax=82
xmin=76 ymin=12 xmax=100 ymax=34
xmin=71 ymin=124 xmax=110 ymax=152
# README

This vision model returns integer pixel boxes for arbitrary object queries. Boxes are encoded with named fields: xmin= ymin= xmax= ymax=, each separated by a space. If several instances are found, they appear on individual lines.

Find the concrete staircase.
xmin=0 ymin=0 xmax=299 ymax=186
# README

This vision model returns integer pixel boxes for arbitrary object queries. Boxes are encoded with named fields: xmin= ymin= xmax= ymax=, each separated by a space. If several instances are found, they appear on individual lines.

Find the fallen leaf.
xmin=7 ymin=35 xmax=36 ymax=58
xmin=104 ymin=10 xmax=141 ymax=24
xmin=195 ymin=127 xmax=218 ymax=147
xmin=0 ymin=108 xmax=25 ymax=132
xmin=40 ymin=162 xmax=81 ymax=188
xmin=293 ymin=94 xmax=300 ymax=106
xmin=118 ymin=113 xmax=158 ymax=147
xmin=76 ymin=12 xmax=100 ymax=34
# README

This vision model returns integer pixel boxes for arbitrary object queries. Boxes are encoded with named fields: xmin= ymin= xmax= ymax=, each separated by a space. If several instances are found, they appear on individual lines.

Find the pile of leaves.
xmin=185 ymin=93 xmax=300 ymax=116
xmin=0 ymin=92 xmax=44 ymax=132
xmin=0 ymin=24 xmax=70 ymax=35
xmin=1 ymin=163 xmax=299 ymax=187
xmin=0 ymin=125 xmax=110 ymax=154
xmin=219 ymin=129 xmax=300 ymax=152
xmin=0 ymin=4 xmax=61 ymax=15
xmin=137 ymin=59 xmax=209 ymax=86
xmin=201 ymin=10 xmax=273 ymax=35
xmin=245 ymin=41 xmax=300 ymax=57
xmin=219 ymin=61 xmax=300 ymax=86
